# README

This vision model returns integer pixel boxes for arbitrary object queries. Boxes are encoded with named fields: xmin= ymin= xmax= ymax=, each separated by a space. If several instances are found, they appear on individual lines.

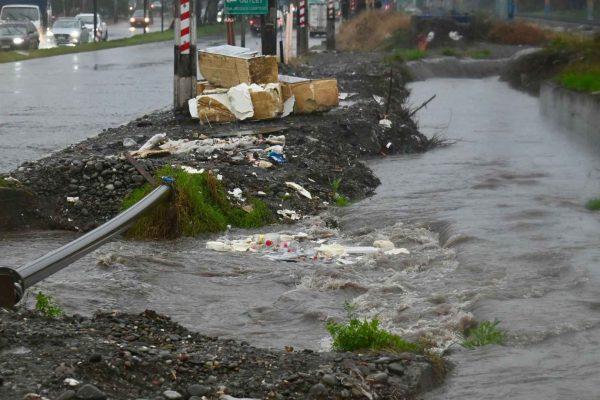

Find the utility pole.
xmin=143 ymin=0 xmax=148 ymax=33
xmin=296 ymin=0 xmax=308 ymax=56
xmin=161 ymin=0 xmax=164 ymax=31
xmin=261 ymin=0 xmax=276 ymax=55
xmin=326 ymin=0 xmax=334 ymax=51
xmin=174 ymin=0 xmax=197 ymax=112
xmin=93 ymin=0 xmax=97 ymax=41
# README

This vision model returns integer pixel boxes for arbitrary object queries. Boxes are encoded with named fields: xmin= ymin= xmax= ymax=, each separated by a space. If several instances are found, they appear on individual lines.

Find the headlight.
xmin=144 ymin=17 xmax=150 ymax=22
xmin=70 ymin=31 xmax=80 ymax=37
xmin=13 ymin=37 xmax=24 ymax=45
xmin=130 ymin=17 xmax=135 ymax=22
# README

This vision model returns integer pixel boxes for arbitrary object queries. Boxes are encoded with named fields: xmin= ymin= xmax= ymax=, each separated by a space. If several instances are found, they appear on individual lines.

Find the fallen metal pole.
xmin=0 ymin=184 xmax=172 ymax=308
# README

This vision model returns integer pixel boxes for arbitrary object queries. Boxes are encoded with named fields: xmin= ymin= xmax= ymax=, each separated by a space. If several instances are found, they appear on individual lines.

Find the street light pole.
xmin=144 ymin=0 xmax=148 ymax=33
xmin=161 ymin=0 xmax=164 ymax=31
xmin=93 ymin=0 xmax=97 ymax=41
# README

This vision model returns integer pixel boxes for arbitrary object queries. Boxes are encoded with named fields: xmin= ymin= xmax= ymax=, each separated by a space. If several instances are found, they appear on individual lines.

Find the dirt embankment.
xmin=0 ymin=308 xmax=439 ymax=400
xmin=3 ymin=52 xmax=435 ymax=232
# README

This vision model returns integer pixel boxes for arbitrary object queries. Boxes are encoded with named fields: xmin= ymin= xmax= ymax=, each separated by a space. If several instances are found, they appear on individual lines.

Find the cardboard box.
xmin=249 ymin=83 xmax=283 ymax=120
xmin=196 ymin=90 xmax=237 ymax=124
xmin=280 ymin=76 xmax=339 ymax=114
xmin=199 ymin=45 xmax=279 ymax=88
xmin=196 ymin=80 xmax=220 ymax=94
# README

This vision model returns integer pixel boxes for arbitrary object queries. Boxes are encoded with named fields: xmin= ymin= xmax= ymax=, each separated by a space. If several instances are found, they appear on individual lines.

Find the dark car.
xmin=129 ymin=9 xmax=152 ymax=28
xmin=0 ymin=21 xmax=39 ymax=50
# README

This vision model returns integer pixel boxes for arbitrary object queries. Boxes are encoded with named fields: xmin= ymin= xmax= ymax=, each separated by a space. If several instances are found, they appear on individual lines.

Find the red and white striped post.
xmin=296 ymin=0 xmax=308 ymax=55
xmin=174 ymin=0 xmax=196 ymax=112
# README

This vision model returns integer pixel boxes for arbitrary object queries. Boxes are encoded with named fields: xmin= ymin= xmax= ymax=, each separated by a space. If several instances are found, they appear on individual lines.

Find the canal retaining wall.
xmin=540 ymin=81 xmax=600 ymax=141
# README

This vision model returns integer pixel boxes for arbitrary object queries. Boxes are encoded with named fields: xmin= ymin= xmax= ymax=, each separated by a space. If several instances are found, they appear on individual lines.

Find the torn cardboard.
xmin=280 ymin=75 xmax=339 ymax=114
xmin=197 ymin=89 xmax=237 ymax=124
xmin=199 ymin=45 xmax=279 ymax=88
xmin=249 ymin=83 xmax=283 ymax=120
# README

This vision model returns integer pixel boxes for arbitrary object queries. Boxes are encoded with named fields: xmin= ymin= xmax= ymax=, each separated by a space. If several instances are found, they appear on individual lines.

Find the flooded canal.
xmin=2 ymin=77 xmax=600 ymax=398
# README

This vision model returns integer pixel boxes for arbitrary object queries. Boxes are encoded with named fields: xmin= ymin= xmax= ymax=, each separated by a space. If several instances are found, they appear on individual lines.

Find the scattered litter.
xmin=220 ymin=395 xmax=261 ymax=400
xmin=138 ymin=133 xmax=167 ymax=152
xmin=372 ymin=94 xmax=385 ymax=106
xmin=255 ymin=160 xmax=273 ymax=169
xmin=179 ymin=165 xmax=205 ymax=174
xmin=386 ymin=142 xmax=392 ymax=149
xmin=265 ymin=144 xmax=284 ymax=155
xmin=228 ymin=83 xmax=255 ymax=120
xmin=338 ymin=92 xmax=358 ymax=100
xmin=277 ymin=209 xmax=301 ymax=220
xmin=66 ymin=196 xmax=80 ymax=204
xmin=384 ymin=248 xmax=410 ymax=255
xmin=188 ymin=97 xmax=199 ymax=119
xmin=228 ymin=188 xmax=245 ymax=201
xmin=266 ymin=135 xmax=286 ymax=145
xmin=257 ymin=191 xmax=267 ymax=196
xmin=217 ymin=174 xmax=223 ymax=181
xmin=373 ymin=239 xmax=395 ymax=251
xmin=63 ymin=378 xmax=79 ymax=386
xmin=281 ymin=95 xmax=295 ymax=118
xmin=285 ymin=182 xmax=312 ymax=199
xmin=427 ymin=31 xmax=435 ymax=42
xmin=448 ymin=31 xmax=463 ymax=41
xmin=379 ymin=118 xmax=392 ymax=129
xmin=268 ymin=152 xmax=286 ymax=165
xmin=122 ymin=138 xmax=137 ymax=148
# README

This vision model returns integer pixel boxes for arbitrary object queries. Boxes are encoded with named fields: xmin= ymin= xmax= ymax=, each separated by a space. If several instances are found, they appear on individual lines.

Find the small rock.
xmin=370 ymin=372 xmax=388 ymax=383
xmin=131 ymin=175 xmax=145 ymax=184
xmin=123 ymin=138 xmax=137 ymax=147
xmin=23 ymin=394 xmax=41 ymax=400
xmin=308 ymin=383 xmax=327 ymax=397
xmin=56 ymin=390 xmax=76 ymax=400
xmin=320 ymin=374 xmax=337 ymax=387
xmin=187 ymin=384 xmax=210 ymax=397
xmin=76 ymin=383 xmax=107 ymax=400
xmin=104 ymin=184 xmax=114 ymax=191
xmin=387 ymin=362 xmax=405 ymax=376
xmin=162 ymin=390 xmax=182 ymax=399
xmin=89 ymin=354 xmax=102 ymax=363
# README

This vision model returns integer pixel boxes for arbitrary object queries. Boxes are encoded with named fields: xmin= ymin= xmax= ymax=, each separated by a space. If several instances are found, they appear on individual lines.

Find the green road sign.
xmin=224 ymin=0 xmax=268 ymax=15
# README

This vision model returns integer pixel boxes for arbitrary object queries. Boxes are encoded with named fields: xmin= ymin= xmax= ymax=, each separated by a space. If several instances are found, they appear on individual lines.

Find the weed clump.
xmin=330 ymin=177 xmax=350 ymax=207
xmin=35 ymin=292 xmax=63 ymax=318
xmin=585 ymin=197 xmax=600 ymax=211
xmin=487 ymin=20 xmax=548 ymax=45
xmin=338 ymin=10 xmax=410 ymax=51
xmin=327 ymin=318 xmax=420 ymax=353
xmin=462 ymin=319 xmax=506 ymax=349
xmin=122 ymin=165 xmax=272 ymax=239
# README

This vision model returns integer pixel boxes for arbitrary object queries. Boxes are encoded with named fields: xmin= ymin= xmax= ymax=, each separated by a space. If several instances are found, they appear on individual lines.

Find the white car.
xmin=75 ymin=13 xmax=108 ymax=41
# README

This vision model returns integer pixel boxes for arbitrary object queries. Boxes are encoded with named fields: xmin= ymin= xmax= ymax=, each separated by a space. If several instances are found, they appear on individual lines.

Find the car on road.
xmin=75 ymin=13 xmax=108 ymax=41
xmin=49 ymin=17 xmax=89 ymax=45
xmin=0 ymin=20 xmax=39 ymax=49
xmin=150 ymin=1 xmax=161 ymax=11
xmin=129 ymin=9 xmax=152 ymax=28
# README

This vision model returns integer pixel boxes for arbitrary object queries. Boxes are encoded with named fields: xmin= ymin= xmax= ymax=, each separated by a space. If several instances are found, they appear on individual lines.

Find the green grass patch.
xmin=389 ymin=48 xmax=427 ymax=62
xmin=467 ymin=49 xmax=492 ymax=59
xmin=0 ymin=24 xmax=225 ymax=64
xmin=335 ymin=195 xmax=350 ymax=207
xmin=585 ymin=197 xmax=600 ymax=211
xmin=330 ymin=177 xmax=350 ymax=207
xmin=122 ymin=165 xmax=272 ymax=239
xmin=35 ymin=292 xmax=64 ymax=318
xmin=327 ymin=318 xmax=421 ymax=353
xmin=0 ymin=176 xmax=18 ymax=188
xmin=462 ymin=319 xmax=506 ymax=349
xmin=557 ymin=70 xmax=600 ymax=93
xmin=441 ymin=48 xmax=460 ymax=57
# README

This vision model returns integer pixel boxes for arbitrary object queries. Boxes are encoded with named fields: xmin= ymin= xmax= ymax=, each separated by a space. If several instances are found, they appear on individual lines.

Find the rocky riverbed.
xmin=0 ymin=51 xmax=444 ymax=400
xmin=0 ymin=308 xmax=440 ymax=400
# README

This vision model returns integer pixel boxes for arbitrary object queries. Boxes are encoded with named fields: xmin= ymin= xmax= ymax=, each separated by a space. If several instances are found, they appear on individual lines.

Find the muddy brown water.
xmin=2 ymin=77 xmax=600 ymax=398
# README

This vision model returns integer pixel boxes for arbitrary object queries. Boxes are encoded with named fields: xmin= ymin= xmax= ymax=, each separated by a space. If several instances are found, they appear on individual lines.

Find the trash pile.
xmin=190 ymin=45 xmax=339 ymax=124
xmin=205 ymin=226 xmax=410 ymax=264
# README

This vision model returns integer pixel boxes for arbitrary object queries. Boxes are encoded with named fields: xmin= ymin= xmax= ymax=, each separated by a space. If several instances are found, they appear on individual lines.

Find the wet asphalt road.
xmin=0 ymin=33 xmax=323 ymax=173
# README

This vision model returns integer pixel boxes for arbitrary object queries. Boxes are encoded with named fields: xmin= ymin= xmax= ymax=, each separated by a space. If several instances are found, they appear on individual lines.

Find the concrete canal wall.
xmin=540 ymin=82 xmax=600 ymax=142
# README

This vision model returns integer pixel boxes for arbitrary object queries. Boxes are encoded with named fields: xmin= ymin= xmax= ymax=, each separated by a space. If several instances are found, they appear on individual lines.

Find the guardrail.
xmin=0 ymin=184 xmax=172 ymax=308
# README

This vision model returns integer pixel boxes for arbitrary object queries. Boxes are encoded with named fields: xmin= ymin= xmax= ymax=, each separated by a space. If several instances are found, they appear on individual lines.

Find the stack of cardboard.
xmin=190 ymin=45 xmax=339 ymax=124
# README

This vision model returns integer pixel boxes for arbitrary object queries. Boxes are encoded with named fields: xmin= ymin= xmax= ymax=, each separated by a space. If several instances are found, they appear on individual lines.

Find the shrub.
xmin=488 ymin=21 xmax=548 ymax=45
xmin=327 ymin=318 xmax=420 ymax=352
xmin=585 ymin=197 xmax=600 ymax=211
xmin=35 ymin=292 xmax=63 ymax=318
xmin=462 ymin=319 xmax=506 ymax=349
xmin=338 ymin=10 xmax=411 ymax=51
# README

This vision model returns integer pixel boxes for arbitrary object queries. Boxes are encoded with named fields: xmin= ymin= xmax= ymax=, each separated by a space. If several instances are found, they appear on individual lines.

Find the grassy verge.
xmin=327 ymin=318 xmax=421 ymax=353
xmin=0 ymin=24 xmax=225 ymax=64
xmin=388 ymin=48 xmax=428 ymax=62
xmin=122 ymin=165 xmax=272 ymax=239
